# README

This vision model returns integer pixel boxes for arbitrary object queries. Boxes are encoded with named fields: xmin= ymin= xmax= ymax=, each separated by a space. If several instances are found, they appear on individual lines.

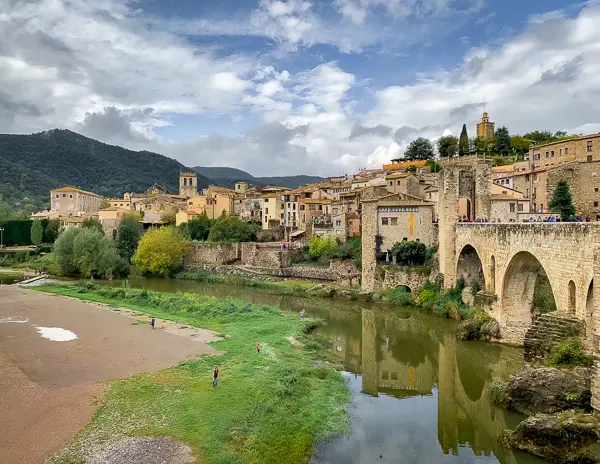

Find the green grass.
xmin=38 ymin=283 xmax=350 ymax=464
xmin=175 ymin=271 xmax=316 ymax=294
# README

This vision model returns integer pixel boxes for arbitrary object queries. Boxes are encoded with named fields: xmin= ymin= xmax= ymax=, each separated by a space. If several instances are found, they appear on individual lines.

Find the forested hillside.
xmin=0 ymin=129 xmax=209 ymax=215
xmin=193 ymin=166 xmax=322 ymax=189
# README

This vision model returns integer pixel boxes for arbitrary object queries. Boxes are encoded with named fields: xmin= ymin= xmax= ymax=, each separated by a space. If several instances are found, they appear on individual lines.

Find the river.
xmin=7 ymin=274 xmax=547 ymax=463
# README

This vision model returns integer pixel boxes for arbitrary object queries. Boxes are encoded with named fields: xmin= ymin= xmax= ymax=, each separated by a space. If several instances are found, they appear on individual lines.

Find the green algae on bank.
xmin=38 ymin=283 xmax=350 ymax=464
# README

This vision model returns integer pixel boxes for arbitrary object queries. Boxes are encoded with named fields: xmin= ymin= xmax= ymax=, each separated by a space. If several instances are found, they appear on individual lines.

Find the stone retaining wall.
xmin=240 ymin=243 xmax=290 ymax=268
xmin=183 ymin=242 xmax=240 ymax=267
xmin=373 ymin=265 xmax=430 ymax=294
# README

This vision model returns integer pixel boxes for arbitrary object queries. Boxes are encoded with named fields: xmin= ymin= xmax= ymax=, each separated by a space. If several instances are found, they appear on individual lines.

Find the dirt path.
xmin=0 ymin=286 xmax=220 ymax=464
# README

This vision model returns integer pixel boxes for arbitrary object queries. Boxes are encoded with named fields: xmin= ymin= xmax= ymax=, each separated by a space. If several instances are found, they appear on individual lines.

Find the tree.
xmin=459 ymin=124 xmax=469 ymax=156
xmin=133 ymin=227 xmax=190 ymax=276
xmin=472 ymin=136 xmax=488 ymax=155
xmin=308 ymin=235 xmax=339 ymax=260
xmin=494 ymin=126 xmax=511 ymax=156
xmin=549 ymin=180 xmax=576 ymax=220
xmin=82 ymin=217 xmax=103 ymax=233
xmin=207 ymin=215 xmax=260 ymax=242
xmin=53 ymin=227 xmax=80 ymax=275
xmin=182 ymin=212 xmax=214 ymax=241
xmin=510 ymin=136 xmax=531 ymax=157
xmin=44 ymin=219 xmax=60 ymax=243
xmin=389 ymin=241 xmax=427 ymax=266
xmin=117 ymin=214 xmax=143 ymax=261
xmin=30 ymin=220 xmax=43 ymax=246
xmin=100 ymin=199 xmax=110 ymax=209
xmin=436 ymin=135 xmax=458 ymax=158
xmin=404 ymin=137 xmax=435 ymax=160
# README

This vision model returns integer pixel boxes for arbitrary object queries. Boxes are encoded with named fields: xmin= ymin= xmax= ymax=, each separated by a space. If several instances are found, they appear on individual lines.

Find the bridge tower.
xmin=438 ymin=159 xmax=492 ymax=288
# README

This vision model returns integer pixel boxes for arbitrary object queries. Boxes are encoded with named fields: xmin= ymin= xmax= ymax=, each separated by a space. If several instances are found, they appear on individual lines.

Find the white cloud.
xmin=2 ymin=0 xmax=600 ymax=178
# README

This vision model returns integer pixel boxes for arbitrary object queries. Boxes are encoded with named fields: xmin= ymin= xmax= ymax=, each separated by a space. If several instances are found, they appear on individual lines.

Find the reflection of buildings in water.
xmin=361 ymin=309 xmax=379 ymax=396
xmin=437 ymin=334 xmax=521 ymax=464
xmin=379 ymin=349 xmax=434 ymax=396
xmin=331 ymin=334 xmax=361 ymax=373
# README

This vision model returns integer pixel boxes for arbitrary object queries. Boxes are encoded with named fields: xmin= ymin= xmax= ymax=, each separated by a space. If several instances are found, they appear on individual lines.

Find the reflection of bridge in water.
xmin=319 ymin=307 xmax=529 ymax=463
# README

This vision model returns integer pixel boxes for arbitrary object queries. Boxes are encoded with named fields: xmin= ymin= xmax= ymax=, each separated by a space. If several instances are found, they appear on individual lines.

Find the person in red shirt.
xmin=256 ymin=343 xmax=260 ymax=353
xmin=212 ymin=368 xmax=219 ymax=388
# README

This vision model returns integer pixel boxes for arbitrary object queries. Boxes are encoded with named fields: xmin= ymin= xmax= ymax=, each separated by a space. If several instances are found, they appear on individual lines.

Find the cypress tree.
xmin=459 ymin=124 xmax=469 ymax=156
xmin=549 ymin=180 xmax=576 ymax=220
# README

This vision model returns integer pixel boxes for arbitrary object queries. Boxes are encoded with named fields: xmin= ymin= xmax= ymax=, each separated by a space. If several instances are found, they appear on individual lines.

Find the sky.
xmin=1 ymin=0 xmax=599 ymax=177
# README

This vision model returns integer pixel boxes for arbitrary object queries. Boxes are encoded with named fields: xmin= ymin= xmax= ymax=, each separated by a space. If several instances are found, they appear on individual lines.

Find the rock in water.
xmin=507 ymin=367 xmax=592 ymax=415
xmin=504 ymin=412 xmax=600 ymax=462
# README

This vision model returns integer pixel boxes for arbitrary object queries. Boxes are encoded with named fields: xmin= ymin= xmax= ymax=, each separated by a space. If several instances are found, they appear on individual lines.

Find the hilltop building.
xmin=476 ymin=112 xmax=495 ymax=141
xmin=50 ymin=187 xmax=102 ymax=216
xmin=179 ymin=172 xmax=198 ymax=198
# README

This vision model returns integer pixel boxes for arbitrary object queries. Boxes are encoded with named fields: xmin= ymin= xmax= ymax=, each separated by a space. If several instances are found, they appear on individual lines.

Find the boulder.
xmin=307 ymin=284 xmax=336 ymax=298
xmin=457 ymin=319 xmax=480 ymax=340
xmin=480 ymin=319 xmax=501 ymax=339
xmin=503 ymin=412 xmax=600 ymax=462
xmin=507 ymin=367 xmax=592 ymax=415
xmin=337 ymin=289 xmax=357 ymax=300
xmin=461 ymin=287 xmax=475 ymax=306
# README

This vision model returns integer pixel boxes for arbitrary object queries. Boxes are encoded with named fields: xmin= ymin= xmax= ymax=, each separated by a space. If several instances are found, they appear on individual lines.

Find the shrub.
xmin=133 ymin=227 xmax=190 ymax=276
xmin=308 ymin=236 xmax=338 ymax=260
xmin=82 ymin=217 xmax=103 ymax=233
xmin=470 ymin=280 xmax=482 ymax=296
xmin=548 ymin=337 xmax=594 ymax=367
xmin=117 ymin=214 xmax=143 ymax=261
xmin=207 ymin=215 xmax=260 ymax=242
xmin=54 ymin=227 xmax=81 ymax=275
xmin=490 ymin=378 xmax=509 ymax=406
xmin=389 ymin=240 xmax=427 ymax=266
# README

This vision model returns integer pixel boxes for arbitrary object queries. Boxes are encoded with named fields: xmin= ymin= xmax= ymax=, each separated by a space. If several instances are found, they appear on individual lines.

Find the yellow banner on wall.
xmin=408 ymin=212 xmax=414 ymax=236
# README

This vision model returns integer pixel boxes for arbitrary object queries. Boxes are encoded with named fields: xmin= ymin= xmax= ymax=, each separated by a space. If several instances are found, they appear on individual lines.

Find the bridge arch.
xmin=456 ymin=244 xmax=485 ymax=288
xmin=501 ymin=251 xmax=556 ymax=333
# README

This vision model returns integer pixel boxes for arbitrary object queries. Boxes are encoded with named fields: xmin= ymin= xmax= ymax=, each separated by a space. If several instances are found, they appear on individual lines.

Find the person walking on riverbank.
xmin=256 ymin=343 xmax=260 ymax=353
xmin=151 ymin=317 xmax=155 ymax=329
xmin=212 ymin=367 xmax=219 ymax=388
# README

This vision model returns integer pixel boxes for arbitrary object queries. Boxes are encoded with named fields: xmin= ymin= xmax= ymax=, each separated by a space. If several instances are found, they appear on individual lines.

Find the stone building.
xmin=134 ymin=194 xmax=185 ymax=223
xmin=98 ymin=207 xmax=131 ymax=238
xmin=179 ymin=172 xmax=198 ymax=198
xmin=50 ymin=186 xmax=102 ymax=216
xmin=527 ymin=133 xmax=600 ymax=170
xmin=375 ymin=198 xmax=436 ymax=251
xmin=476 ymin=112 xmax=495 ymax=141
xmin=385 ymin=172 xmax=423 ymax=198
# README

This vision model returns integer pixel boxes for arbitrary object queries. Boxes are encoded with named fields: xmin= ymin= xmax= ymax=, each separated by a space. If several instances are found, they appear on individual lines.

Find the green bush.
xmin=207 ymin=215 xmax=260 ymax=242
xmin=308 ymin=236 xmax=338 ymax=260
xmin=389 ymin=240 xmax=427 ymax=266
xmin=470 ymin=280 xmax=482 ymax=296
xmin=548 ymin=338 xmax=594 ymax=367
xmin=490 ymin=378 xmax=509 ymax=406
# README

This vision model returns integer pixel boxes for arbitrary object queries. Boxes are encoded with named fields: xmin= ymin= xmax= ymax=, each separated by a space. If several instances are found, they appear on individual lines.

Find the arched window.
xmin=568 ymin=280 xmax=576 ymax=313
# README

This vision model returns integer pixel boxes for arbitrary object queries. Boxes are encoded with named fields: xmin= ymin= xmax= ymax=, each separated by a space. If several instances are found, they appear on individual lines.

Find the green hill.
xmin=193 ymin=166 xmax=322 ymax=189
xmin=0 ymin=129 xmax=210 ymax=215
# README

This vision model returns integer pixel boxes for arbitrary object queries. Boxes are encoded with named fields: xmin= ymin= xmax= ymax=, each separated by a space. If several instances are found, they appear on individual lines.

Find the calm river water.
xmin=8 ymin=274 xmax=547 ymax=463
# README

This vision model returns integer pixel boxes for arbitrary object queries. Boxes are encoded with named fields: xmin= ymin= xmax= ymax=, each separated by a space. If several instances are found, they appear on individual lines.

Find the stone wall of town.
xmin=546 ymin=161 xmax=600 ymax=218
xmin=183 ymin=242 xmax=240 ymax=267
xmin=241 ymin=243 xmax=290 ymax=268
xmin=377 ymin=206 xmax=436 ymax=251
xmin=372 ymin=265 xmax=430 ymax=294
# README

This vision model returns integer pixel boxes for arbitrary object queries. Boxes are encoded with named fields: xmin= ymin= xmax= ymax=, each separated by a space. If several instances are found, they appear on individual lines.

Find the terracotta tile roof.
xmin=386 ymin=172 xmax=412 ymax=180
xmin=100 ymin=206 xmax=130 ymax=212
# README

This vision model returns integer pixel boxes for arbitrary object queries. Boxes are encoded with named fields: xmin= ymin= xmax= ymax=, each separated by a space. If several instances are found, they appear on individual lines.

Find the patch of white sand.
xmin=36 ymin=327 xmax=78 ymax=342
xmin=0 ymin=316 xmax=29 ymax=323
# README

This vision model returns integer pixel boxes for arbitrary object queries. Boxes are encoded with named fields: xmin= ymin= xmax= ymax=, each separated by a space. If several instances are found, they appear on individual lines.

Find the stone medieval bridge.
xmin=445 ymin=222 xmax=600 ymax=346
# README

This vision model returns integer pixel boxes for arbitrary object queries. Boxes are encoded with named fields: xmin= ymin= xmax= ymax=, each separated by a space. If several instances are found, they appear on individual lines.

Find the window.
xmin=595 ymin=202 xmax=599 ymax=208
xmin=545 ymin=152 xmax=549 ymax=158
xmin=381 ymin=218 xmax=389 ymax=225
xmin=264 ymin=215 xmax=268 ymax=222
xmin=390 ymin=217 xmax=398 ymax=225
xmin=389 ymin=181 xmax=393 ymax=186
xmin=560 ymin=148 xmax=562 ymax=155
xmin=69 ymin=194 xmax=73 ymax=199
xmin=525 ymin=175 xmax=529 ymax=181
xmin=293 ymin=203 xmax=296 ymax=210
xmin=588 ymin=155 xmax=593 ymax=162
xmin=518 ymin=203 xmax=524 ymax=212
xmin=62 ymin=194 xmax=66 ymax=198
xmin=551 ymin=150 xmax=554 ymax=157
xmin=595 ymin=188 xmax=598 ymax=193
xmin=265 ymin=208 xmax=269 ymax=214
xmin=381 ymin=371 xmax=389 ymax=380
xmin=588 ymin=141 xmax=593 ymax=152
xmin=336 ymin=220 xmax=342 ymax=226
xmin=510 ymin=203 xmax=515 ymax=213
xmin=565 ymin=148 xmax=569 ymax=155
xmin=397 ymin=180 xmax=401 ymax=185
xmin=55 ymin=194 xmax=59 ymax=198
xmin=391 ymin=372 xmax=398 ymax=381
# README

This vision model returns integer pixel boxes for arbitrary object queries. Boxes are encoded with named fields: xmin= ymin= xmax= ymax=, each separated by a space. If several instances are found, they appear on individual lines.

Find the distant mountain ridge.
xmin=0 ymin=129 xmax=210 ymax=212
xmin=193 ymin=166 xmax=322 ymax=190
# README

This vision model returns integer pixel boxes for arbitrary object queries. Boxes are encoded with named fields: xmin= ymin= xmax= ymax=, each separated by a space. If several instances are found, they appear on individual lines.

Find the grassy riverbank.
xmin=37 ymin=283 xmax=350 ymax=464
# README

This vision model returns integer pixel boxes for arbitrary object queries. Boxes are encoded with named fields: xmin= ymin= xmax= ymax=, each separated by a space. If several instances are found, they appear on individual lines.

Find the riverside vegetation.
xmin=38 ymin=282 xmax=350 ymax=464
